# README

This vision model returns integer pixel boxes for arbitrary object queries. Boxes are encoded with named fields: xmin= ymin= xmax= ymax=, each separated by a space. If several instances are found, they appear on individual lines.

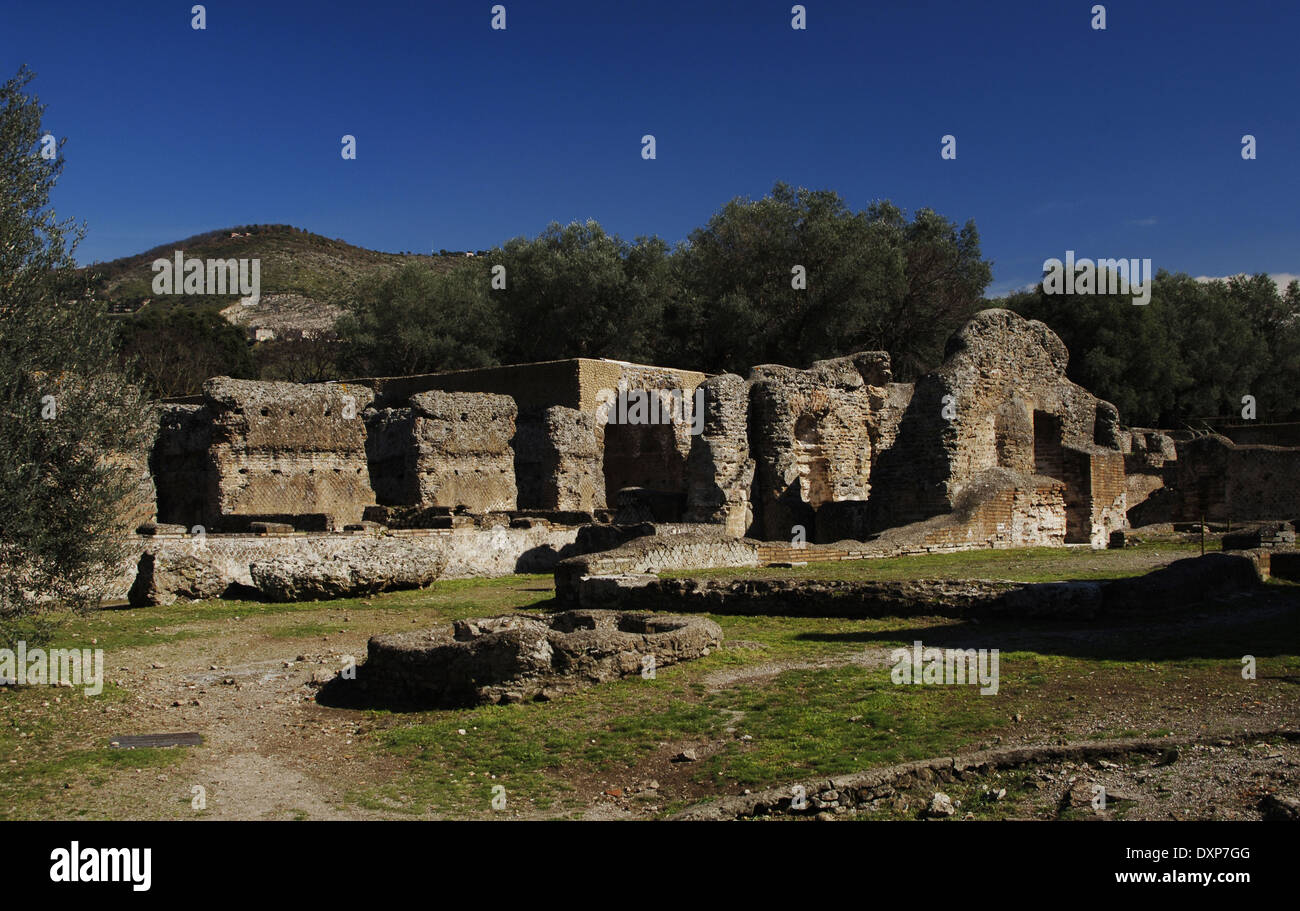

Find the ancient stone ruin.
xmin=352 ymin=609 xmax=723 ymax=706
xmin=122 ymin=307 xmax=1300 ymax=602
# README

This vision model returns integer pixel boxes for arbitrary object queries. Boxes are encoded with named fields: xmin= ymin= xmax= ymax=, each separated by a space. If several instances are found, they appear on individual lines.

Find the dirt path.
xmin=29 ymin=583 xmax=1297 ymax=821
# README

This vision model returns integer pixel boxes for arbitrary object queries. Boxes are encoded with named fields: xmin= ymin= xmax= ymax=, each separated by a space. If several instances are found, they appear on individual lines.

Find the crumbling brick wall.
xmin=1160 ymin=434 xmax=1300 ymax=522
xmin=515 ymin=406 xmax=604 ymax=511
xmin=397 ymin=390 xmax=518 ymax=512
xmin=868 ymin=309 xmax=1124 ymax=546
xmin=1121 ymin=429 xmax=1177 ymax=516
xmin=748 ymin=351 xmax=892 ymax=540
xmin=203 ymin=377 xmax=376 ymax=529
xmin=684 ymin=374 xmax=754 ymax=536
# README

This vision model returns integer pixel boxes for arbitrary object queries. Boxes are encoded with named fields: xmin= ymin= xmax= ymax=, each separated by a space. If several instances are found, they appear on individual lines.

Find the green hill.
xmin=84 ymin=224 xmax=480 ymax=314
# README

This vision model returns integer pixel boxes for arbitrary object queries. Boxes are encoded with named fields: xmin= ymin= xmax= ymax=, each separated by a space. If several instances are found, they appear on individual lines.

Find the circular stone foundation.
xmin=357 ymin=609 xmax=723 ymax=707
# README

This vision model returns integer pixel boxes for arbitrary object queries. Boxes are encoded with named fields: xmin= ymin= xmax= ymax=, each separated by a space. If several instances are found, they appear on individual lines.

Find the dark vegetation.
xmin=104 ymin=185 xmax=1299 ymax=426
xmin=0 ymin=66 xmax=153 ymax=645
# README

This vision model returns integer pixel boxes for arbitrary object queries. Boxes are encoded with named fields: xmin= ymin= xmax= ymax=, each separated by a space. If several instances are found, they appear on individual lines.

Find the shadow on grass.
xmin=793 ymin=590 xmax=1300 ymax=662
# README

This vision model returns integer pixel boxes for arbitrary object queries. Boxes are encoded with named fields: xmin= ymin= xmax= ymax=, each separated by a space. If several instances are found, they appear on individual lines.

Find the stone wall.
xmin=203 ymin=377 xmax=376 ymax=529
xmin=403 ymin=390 xmax=517 ymax=512
xmin=867 ymin=309 xmax=1124 ymax=546
xmin=363 ymin=407 xmax=418 ymax=505
xmin=684 ymin=374 xmax=754 ymax=536
xmin=114 ymin=524 xmax=584 ymax=603
xmin=1120 ymin=429 xmax=1177 ymax=518
xmin=575 ymin=552 xmax=1261 ymax=622
xmin=151 ymin=403 xmax=213 ymax=527
xmin=596 ymin=367 xmax=702 ymax=512
xmin=140 ymin=317 xmax=1144 ymax=560
xmin=748 ymin=351 xmax=892 ymax=540
xmin=554 ymin=528 xmax=762 ymax=602
xmin=1159 ymin=434 xmax=1300 ymax=522
xmin=514 ymin=406 xmax=604 ymax=511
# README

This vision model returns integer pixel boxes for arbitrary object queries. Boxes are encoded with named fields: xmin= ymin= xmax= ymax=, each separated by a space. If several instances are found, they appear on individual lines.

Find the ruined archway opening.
xmin=793 ymin=413 xmax=832 ymax=509
xmin=1032 ymin=411 xmax=1065 ymax=480
xmin=601 ymin=419 xmax=687 ymax=519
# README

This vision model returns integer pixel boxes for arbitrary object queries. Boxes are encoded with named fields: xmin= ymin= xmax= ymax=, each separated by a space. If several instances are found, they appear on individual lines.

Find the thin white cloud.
xmin=986 ymin=278 xmax=1039 ymax=298
xmin=1194 ymin=272 xmax=1299 ymax=287
xmin=1127 ymin=216 xmax=1159 ymax=227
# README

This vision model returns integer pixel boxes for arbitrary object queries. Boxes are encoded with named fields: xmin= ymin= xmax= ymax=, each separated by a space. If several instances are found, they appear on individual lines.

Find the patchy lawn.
xmin=2 ymin=549 xmax=1296 ymax=821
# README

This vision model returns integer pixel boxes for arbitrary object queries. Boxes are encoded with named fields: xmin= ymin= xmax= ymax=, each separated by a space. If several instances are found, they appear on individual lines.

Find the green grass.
xmin=356 ymin=667 xmax=724 ymax=817
xmin=4 ymin=552 xmax=1296 ymax=820
xmin=0 ymin=684 xmax=187 ymax=820
xmin=349 ymin=589 xmax=1300 ymax=817
xmin=46 ymin=574 xmax=554 ymax=652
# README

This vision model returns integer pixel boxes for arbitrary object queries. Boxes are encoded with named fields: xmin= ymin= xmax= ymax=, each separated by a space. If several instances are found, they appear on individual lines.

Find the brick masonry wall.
xmin=203 ymin=377 xmax=376 ymax=529
xmin=684 ymin=374 xmax=754 ymax=536
xmin=406 ymin=390 xmax=517 ymax=512
xmin=748 ymin=351 xmax=892 ymax=540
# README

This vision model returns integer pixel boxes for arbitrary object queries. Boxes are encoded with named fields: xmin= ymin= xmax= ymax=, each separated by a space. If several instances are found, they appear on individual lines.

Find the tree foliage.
xmin=336 ymin=262 xmax=503 ymax=377
xmin=116 ymin=306 xmax=256 ymax=397
xmin=0 ymin=66 xmax=153 ymax=646
xmin=337 ymin=184 xmax=994 ymax=382
xmin=1006 ymin=271 xmax=1300 ymax=426
xmin=673 ymin=185 xmax=991 ymax=378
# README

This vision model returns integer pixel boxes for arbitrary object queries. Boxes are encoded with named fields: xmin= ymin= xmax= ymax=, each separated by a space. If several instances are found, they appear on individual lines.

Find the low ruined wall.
xmin=675 ymin=729 xmax=1296 ymax=820
xmin=575 ymin=552 xmax=1263 ymax=620
xmin=554 ymin=529 xmax=761 ymax=602
xmin=112 ymin=525 xmax=582 ymax=602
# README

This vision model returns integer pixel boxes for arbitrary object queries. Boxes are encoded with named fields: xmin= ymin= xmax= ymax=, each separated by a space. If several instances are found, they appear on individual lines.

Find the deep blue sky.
xmin=4 ymin=0 xmax=1297 ymax=294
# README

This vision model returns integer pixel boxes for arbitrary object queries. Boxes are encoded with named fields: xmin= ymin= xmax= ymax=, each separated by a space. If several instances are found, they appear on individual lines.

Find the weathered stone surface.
xmin=1151 ymin=434 xmax=1300 ymax=524
xmin=357 ymin=609 xmax=722 ymax=706
xmin=1103 ymin=552 xmax=1263 ymax=609
xmin=113 ymin=525 xmax=585 ymax=601
xmin=684 ymin=374 xmax=754 ymax=536
xmin=572 ymin=552 xmax=1260 ymax=619
xmin=202 ymin=377 xmax=376 ymax=529
xmin=128 ymin=551 xmax=231 ymax=606
xmin=577 ymin=573 xmax=658 ymax=608
xmin=748 ymin=351 xmax=891 ymax=541
xmin=555 ymin=528 xmax=761 ymax=602
xmin=150 ymin=403 xmax=213 ymax=526
xmin=869 ymin=309 xmax=1125 ymax=547
xmin=136 ymin=522 xmax=188 ymax=536
xmin=366 ymin=390 xmax=517 ymax=512
xmin=674 ymin=728 xmax=1293 ymax=820
xmin=582 ymin=574 xmax=1105 ymax=619
xmin=515 ymin=406 xmax=605 ymax=511
xmin=1223 ymin=522 xmax=1296 ymax=550
xmin=249 ymin=538 xmax=446 ymax=601
xmin=596 ymin=370 xmax=702 ymax=514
